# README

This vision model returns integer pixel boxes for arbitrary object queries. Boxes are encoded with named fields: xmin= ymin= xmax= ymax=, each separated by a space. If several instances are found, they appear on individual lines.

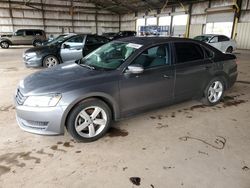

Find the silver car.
xmin=23 ymin=34 xmax=110 ymax=68
xmin=194 ymin=34 xmax=236 ymax=53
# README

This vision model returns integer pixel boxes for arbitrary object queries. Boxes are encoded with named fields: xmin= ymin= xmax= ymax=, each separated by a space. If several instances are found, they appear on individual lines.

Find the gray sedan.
xmin=15 ymin=37 xmax=238 ymax=142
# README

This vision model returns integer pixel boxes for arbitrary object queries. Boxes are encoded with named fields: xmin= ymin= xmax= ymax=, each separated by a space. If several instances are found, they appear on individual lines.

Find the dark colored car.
xmin=112 ymin=31 xmax=137 ymax=40
xmin=0 ymin=29 xmax=46 ymax=48
xmin=102 ymin=32 xmax=117 ymax=40
xmin=15 ymin=37 xmax=237 ymax=142
xmin=23 ymin=34 xmax=110 ymax=68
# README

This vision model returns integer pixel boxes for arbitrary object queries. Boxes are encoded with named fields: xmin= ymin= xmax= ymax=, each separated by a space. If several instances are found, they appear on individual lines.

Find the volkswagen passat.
xmin=15 ymin=37 xmax=238 ymax=142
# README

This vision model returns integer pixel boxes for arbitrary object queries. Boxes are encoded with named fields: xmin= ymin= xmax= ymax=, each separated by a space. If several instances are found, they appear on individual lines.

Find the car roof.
xmin=17 ymin=29 xmax=44 ymax=31
xmin=117 ymin=36 xmax=199 ymax=45
xmin=196 ymin=34 xmax=228 ymax=37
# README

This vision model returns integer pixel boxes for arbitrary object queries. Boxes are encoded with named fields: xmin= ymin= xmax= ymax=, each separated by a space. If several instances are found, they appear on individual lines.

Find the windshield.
xmin=194 ymin=35 xmax=212 ymax=42
xmin=46 ymin=35 xmax=71 ymax=46
xmin=79 ymin=41 xmax=142 ymax=70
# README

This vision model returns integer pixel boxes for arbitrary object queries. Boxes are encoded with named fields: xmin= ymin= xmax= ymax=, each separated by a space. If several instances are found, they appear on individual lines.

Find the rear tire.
xmin=202 ymin=77 xmax=225 ymax=106
xmin=0 ymin=41 xmax=10 ymax=49
xmin=226 ymin=46 xmax=233 ymax=53
xmin=42 ymin=55 xmax=59 ymax=68
xmin=66 ymin=99 xmax=112 ymax=142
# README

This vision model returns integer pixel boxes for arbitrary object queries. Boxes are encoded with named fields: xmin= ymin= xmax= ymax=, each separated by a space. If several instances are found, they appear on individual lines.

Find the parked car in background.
xmin=112 ymin=31 xmax=137 ymax=40
xmin=102 ymin=32 xmax=117 ymax=40
xmin=41 ymin=33 xmax=76 ymax=46
xmin=0 ymin=29 xmax=46 ymax=48
xmin=194 ymin=34 xmax=236 ymax=53
xmin=23 ymin=34 xmax=110 ymax=68
xmin=15 ymin=37 xmax=238 ymax=142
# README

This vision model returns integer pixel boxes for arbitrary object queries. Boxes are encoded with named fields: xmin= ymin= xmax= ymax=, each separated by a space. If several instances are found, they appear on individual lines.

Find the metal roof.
xmin=87 ymin=0 xmax=207 ymax=14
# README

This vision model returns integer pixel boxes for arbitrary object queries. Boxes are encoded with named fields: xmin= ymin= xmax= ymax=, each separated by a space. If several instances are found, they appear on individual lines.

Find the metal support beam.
xmin=95 ymin=5 xmax=98 ymax=34
xmin=70 ymin=0 xmax=74 ymax=33
xmin=169 ymin=6 xmax=174 ymax=36
xmin=8 ymin=0 xmax=14 ymax=32
xmin=40 ymin=0 xmax=45 ymax=31
xmin=110 ymin=0 xmax=137 ymax=13
xmin=185 ymin=3 xmax=192 ymax=38
xmin=161 ymin=0 xmax=169 ymax=13
xmin=232 ymin=0 xmax=243 ymax=39
xmin=119 ymin=14 xmax=121 ymax=32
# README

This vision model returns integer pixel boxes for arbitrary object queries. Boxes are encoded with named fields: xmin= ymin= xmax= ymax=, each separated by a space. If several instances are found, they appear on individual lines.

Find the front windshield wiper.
xmin=80 ymin=63 xmax=95 ymax=70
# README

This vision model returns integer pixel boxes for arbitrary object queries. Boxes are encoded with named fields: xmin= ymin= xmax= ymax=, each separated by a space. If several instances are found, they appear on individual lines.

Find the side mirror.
xmin=126 ymin=64 xmax=144 ymax=74
xmin=62 ymin=43 xmax=70 ymax=49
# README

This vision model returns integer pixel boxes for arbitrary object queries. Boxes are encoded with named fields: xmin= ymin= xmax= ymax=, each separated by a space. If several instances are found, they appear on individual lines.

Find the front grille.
xmin=17 ymin=117 xmax=48 ymax=131
xmin=25 ymin=120 xmax=49 ymax=126
xmin=16 ymin=89 xmax=26 ymax=105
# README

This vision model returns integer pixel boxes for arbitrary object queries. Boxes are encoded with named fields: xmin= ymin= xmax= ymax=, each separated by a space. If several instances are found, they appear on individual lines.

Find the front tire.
xmin=0 ymin=41 xmax=10 ymax=49
xmin=202 ymin=77 xmax=225 ymax=106
xmin=42 ymin=55 xmax=59 ymax=68
xmin=226 ymin=46 xmax=233 ymax=53
xmin=66 ymin=99 xmax=112 ymax=142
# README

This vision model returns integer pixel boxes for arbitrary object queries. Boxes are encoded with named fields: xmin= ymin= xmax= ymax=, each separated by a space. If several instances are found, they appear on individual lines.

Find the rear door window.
xmin=218 ymin=35 xmax=230 ymax=42
xmin=34 ymin=30 xmax=43 ymax=35
xmin=25 ymin=30 xmax=34 ymax=36
xmin=174 ymin=42 xmax=204 ymax=64
xmin=86 ymin=36 xmax=99 ymax=44
xmin=209 ymin=36 xmax=218 ymax=43
xmin=67 ymin=36 xmax=83 ymax=43
xmin=96 ymin=36 xmax=109 ymax=43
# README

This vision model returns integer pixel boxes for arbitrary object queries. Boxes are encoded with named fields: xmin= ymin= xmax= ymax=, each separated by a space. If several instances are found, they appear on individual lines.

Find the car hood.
xmin=25 ymin=45 xmax=57 ymax=54
xmin=19 ymin=63 xmax=107 ymax=95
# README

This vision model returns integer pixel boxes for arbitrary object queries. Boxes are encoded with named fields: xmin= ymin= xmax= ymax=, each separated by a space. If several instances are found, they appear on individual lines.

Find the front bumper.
xmin=15 ymin=104 xmax=66 ymax=135
xmin=23 ymin=54 xmax=43 ymax=67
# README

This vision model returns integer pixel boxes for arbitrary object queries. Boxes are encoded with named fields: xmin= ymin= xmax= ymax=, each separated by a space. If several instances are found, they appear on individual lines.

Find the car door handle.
xmin=163 ymin=75 xmax=171 ymax=79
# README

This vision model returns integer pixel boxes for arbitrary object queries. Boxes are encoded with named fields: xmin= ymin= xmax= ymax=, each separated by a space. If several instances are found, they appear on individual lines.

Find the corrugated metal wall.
xmin=0 ymin=0 xmax=119 ymax=37
xmin=236 ymin=0 xmax=250 ymax=49
xmin=1 ymin=0 xmax=250 ymax=49
xmin=120 ymin=13 xmax=135 ymax=31
xmin=236 ymin=23 xmax=250 ymax=49
xmin=189 ymin=24 xmax=203 ymax=38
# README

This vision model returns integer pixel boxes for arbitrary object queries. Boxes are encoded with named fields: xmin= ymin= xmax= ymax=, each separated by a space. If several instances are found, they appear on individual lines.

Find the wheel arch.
xmin=213 ymin=72 xmax=229 ymax=89
xmin=197 ymin=72 xmax=229 ymax=99
xmin=0 ymin=39 xmax=12 ymax=45
xmin=32 ymin=38 xmax=42 ymax=45
xmin=61 ymin=93 xmax=120 ymax=130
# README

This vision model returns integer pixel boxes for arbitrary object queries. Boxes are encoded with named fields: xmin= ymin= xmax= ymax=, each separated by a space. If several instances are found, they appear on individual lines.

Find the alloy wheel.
xmin=45 ymin=57 xmax=58 ymax=67
xmin=74 ymin=106 xmax=107 ymax=138
xmin=1 ymin=42 xmax=9 ymax=48
xmin=208 ymin=81 xmax=223 ymax=103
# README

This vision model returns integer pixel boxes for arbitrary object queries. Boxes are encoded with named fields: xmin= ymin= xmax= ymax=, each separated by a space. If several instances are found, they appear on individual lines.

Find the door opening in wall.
xmin=205 ymin=22 xmax=233 ymax=38
xmin=136 ymin=16 xmax=171 ymax=36
xmin=172 ymin=14 xmax=188 ymax=37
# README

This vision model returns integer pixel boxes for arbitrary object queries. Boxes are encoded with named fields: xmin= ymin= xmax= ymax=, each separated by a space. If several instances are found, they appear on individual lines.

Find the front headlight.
xmin=23 ymin=94 xmax=62 ymax=107
xmin=25 ymin=52 xmax=36 ymax=57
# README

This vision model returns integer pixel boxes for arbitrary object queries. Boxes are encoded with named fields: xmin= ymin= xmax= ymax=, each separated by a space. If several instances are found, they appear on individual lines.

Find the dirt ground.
xmin=0 ymin=46 xmax=249 ymax=188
